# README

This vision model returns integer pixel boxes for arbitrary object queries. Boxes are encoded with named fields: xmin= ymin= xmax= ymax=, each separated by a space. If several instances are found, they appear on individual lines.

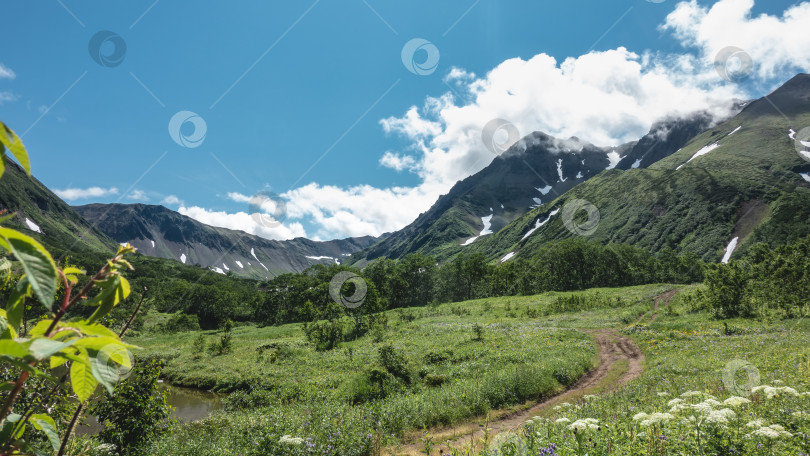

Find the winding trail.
xmin=388 ymin=289 xmax=679 ymax=456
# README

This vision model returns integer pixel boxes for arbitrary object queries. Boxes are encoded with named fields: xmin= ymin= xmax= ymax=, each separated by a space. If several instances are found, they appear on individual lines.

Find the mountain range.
xmin=2 ymin=74 xmax=809 ymax=275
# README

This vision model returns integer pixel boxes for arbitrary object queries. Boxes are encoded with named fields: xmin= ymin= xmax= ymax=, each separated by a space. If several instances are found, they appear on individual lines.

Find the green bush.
xmin=89 ymin=359 xmax=172 ymax=455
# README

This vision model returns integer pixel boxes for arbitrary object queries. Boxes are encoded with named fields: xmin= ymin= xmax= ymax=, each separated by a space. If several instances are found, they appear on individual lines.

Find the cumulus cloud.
xmin=127 ymin=189 xmax=149 ymax=201
xmin=0 ymin=63 xmax=15 ymax=80
xmin=661 ymin=0 xmax=810 ymax=81
xmin=173 ymin=0 xmax=810 ymax=241
xmin=178 ymin=205 xmax=307 ymax=241
xmin=54 ymin=186 xmax=119 ymax=201
xmin=379 ymin=151 xmax=418 ymax=172
xmin=161 ymin=195 xmax=183 ymax=206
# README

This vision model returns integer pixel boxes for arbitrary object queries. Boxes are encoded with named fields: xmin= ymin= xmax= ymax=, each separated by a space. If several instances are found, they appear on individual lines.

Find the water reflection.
xmin=77 ymin=383 xmax=223 ymax=435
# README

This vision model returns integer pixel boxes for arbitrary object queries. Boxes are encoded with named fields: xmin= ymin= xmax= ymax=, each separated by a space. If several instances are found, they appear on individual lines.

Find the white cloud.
xmin=379 ymin=151 xmax=418 ymax=171
xmin=0 ymin=63 xmax=15 ymax=80
xmin=178 ymin=205 xmax=307 ymax=241
xmin=0 ymin=92 xmax=18 ymax=105
xmin=54 ymin=186 xmax=119 ymax=201
xmin=191 ymin=0 xmax=810 ymax=241
xmin=127 ymin=189 xmax=149 ymax=201
xmin=161 ymin=195 xmax=183 ymax=206
xmin=661 ymin=0 xmax=810 ymax=81
xmin=226 ymin=192 xmax=252 ymax=203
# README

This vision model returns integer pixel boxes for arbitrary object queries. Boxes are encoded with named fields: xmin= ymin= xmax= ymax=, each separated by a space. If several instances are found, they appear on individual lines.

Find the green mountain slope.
xmin=468 ymin=74 xmax=810 ymax=263
xmin=0 ymin=158 xmax=117 ymax=257
xmin=349 ymin=111 xmax=717 ymax=265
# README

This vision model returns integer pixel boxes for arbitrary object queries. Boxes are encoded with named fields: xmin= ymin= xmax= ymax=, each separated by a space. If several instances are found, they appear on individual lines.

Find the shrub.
xmin=162 ymin=312 xmax=201 ymax=333
xmin=90 ymin=359 xmax=172 ymax=455
xmin=378 ymin=344 xmax=410 ymax=384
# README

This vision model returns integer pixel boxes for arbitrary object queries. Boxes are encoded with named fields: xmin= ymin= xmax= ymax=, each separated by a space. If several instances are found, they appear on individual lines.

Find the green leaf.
xmin=0 ymin=121 xmax=30 ymax=175
xmin=70 ymin=359 xmax=97 ymax=402
xmin=74 ymin=336 xmax=137 ymax=351
xmin=0 ymin=339 xmax=29 ymax=358
xmin=0 ymin=227 xmax=57 ymax=310
xmin=5 ymin=279 xmax=31 ymax=335
xmin=89 ymin=351 xmax=119 ymax=394
xmin=28 ymin=319 xmax=55 ymax=337
xmin=86 ymin=275 xmax=130 ymax=324
xmin=30 ymin=414 xmax=59 ymax=450
xmin=71 ymin=321 xmax=119 ymax=338
xmin=0 ymin=310 xmax=13 ymax=339
xmin=28 ymin=337 xmax=76 ymax=360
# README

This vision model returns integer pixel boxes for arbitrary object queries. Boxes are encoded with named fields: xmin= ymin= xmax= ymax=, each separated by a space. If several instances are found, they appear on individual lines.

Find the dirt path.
xmin=633 ymin=287 xmax=680 ymax=325
xmin=386 ymin=289 xmax=683 ymax=455
xmin=388 ymin=330 xmax=644 ymax=455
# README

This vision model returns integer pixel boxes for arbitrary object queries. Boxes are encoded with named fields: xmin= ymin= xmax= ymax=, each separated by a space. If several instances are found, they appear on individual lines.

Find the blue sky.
xmin=1 ymin=0 xmax=807 ymax=240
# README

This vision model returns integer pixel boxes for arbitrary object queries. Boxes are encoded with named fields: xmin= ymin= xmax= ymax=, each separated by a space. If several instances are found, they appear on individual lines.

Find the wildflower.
xmin=705 ymin=408 xmax=736 ymax=425
xmin=555 ymin=418 xmax=571 ymax=425
xmin=553 ymin=402 xmax=574 ymax=411
xmin=632 ymin=412 xmax=650 ymax=421
xmin=583 ymin=394 xmax=599 ymax=401
xmin=657 ymin=392 xmax=671 ymax=397
xmin=723 ymin=396 xmax=751 ymax=407
xmin=751 ymin=385 xmax=800 ymax=399
xmin=568 ymin=418 xmax=600 ymax=432
xmin=279 ymin=435 xmax=304 ymax=445
xmin=639 ymin=413 xmax=675 ymax=427
xmin=667 ymin=398 xmax=684 ymax=407
xmin=747 ymin=425 xmax=793 ymax=439
xmin=791 ymin=411 xmax=809 ymax=419
xmin=746 ymin=420 xmax=765 ymax=429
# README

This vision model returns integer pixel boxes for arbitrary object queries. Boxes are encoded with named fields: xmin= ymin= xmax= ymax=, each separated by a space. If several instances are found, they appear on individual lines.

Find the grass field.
xmin=112 ymin=283 xmax=810 ymax=455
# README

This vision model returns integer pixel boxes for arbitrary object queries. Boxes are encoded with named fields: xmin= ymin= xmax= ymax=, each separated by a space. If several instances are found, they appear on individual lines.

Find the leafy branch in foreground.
xmin=0 ymin=120 xmax=138 ymax=455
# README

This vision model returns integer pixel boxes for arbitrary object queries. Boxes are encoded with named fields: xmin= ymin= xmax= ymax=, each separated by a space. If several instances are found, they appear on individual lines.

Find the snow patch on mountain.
xmin=180 ymin=253 xmax=187 ymax=264
xmin=800 ymin=173 xmax=810 ymax=183
xmin=500 ymin=252 xmax=516 ymax=262
xmin=631 ymin=159 xmax=642 ymax=169
xmin=235 ymin=260 xmax=244 ymax=268
xmin=676 ymin=143 xmax=720 ymax=170
xmin=150 ymin=240 xmax=155 ymax=248
xmin=222 ymin=263 xmax=229 ymax=271
xmin=727 ymin=125 xmax=742 ymax=136
xmin=536 ymin=186 xmax=552 ymax=195
xmin=576 ymin=171 xmax=583 ymax=179
xmin=606 ymin=150 xmax=622 ymax=170
xmin=250 ymin=248 xmax=259 ymax=261
xmin=461 ymin=213 xmax=495 ymax=245
xmin=212 ymin=267 xmax=225 ymax=275
xmin=721 ymin=237 xmax=739 ymax=264
xmin=522 ymin=208 xmax=560 ymax=240
xmin=479 ymin=214 xmax=493 ymax=236
xmin=24 ymin=218 xmax=42 ymax=233
xmin=789 ymin=129 xmax=796 ymax=140
xmin=556 ymin=159 xmax=567 ymax=182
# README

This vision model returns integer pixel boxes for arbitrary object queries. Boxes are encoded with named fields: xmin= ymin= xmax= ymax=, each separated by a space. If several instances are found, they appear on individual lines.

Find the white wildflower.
xmin=583 ymin=394 xmax=599 ymax=402
xmin=657 ymin=392 xmax=671 ymax=397
xmin=747 ymin=425 xmax=793 ymax=439
xmin=632 ymin=412 xmax=650 ymax=421
xmin=553 ymin=402 xmax=574 ymax=411
xmin=555 ymin=418 xmax=571 ymax=425
xmin=746 ymin=420 xmax=765 ymax=429
xmin=667 ymin=398 xmax=684 ymax=407
xmin=680 ymin=391 xmax=704 ymax=398
xmin=569 ymin=418 xmax=600 ymax=432
xmin=279 ymin=435 xmax=304 ymax=445
xmin=705 ymin=408 xmax=736 ymax=425
xmin=792 ymin=411 xmax=809 ymax=419
xmin=723 ymin=396 xmax=751 ymax=407
xmin=640 ymin=413 xmax=675 ymax=427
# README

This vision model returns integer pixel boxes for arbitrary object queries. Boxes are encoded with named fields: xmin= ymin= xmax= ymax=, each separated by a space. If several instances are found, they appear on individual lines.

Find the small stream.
xmin=77 ymin=383 xmax=224 ymax=435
